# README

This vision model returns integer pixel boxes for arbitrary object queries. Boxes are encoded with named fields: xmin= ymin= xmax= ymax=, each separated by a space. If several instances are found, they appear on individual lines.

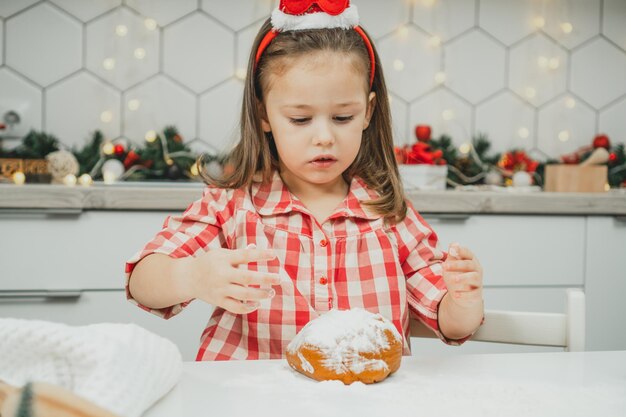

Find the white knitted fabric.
xmin=271 ymin=5 xmax=359 ymax=31
xmin=0 ymin=318 xmax=182 ymax=417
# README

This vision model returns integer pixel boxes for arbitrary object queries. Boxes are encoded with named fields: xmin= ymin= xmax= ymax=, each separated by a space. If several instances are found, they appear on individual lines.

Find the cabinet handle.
xmin=423 ymin=214 xmax=471 ymax=222
xmin=0 ymin=290 xmax=82 ymax=301
xmin=0 ymin=208 xmax=83 ymax=218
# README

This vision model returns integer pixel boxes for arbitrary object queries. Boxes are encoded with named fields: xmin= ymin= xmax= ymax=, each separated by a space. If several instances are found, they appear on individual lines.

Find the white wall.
xmin=1 ymin=0 xmax=625 ymax=157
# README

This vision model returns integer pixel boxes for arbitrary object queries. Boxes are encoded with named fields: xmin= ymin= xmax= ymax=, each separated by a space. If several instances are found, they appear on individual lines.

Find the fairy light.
xmin=525 ymin=87 xmax=537 ymax=99
xmin=134 ymin=48 xmax=146 ymax=60
xmin=537 ymin=56 xmax=549 ymax=69
xmin=548 ymin=57 xmax=560 ymax=70
xmin=421 ymin=0 xmax=436 ymax=7
xmin=190 ymin=163 xmax=199 ymax=176
xmin=429 ymin=36 xmax=441 ymax=47
xmin=518 ymin=127 xmax=530 ymax=138
xmin=533 ymin=16 xmax=545 ymax=29
xmin=393 ymin=59 xmax=405 ymax=71
xmin=63 ymin=174 xmax=77 ymax=187
xmin=565 ymin=97 xmax=576 ymax=109
xmin=127 ymin=99 xmax=140 ymax=111
xmin=79 ymin=174 xmax=93 ymax=186
xmin=387 ymin=94 xmax=393 ymax=104
xmin=144 ymin=18 xmax=157 ymax=31
xmin=145 ymin=130 xmax=157 ymax=142
xmin=442 ymin=109 xmax=454 ymax=121
xmin=396 ymin=26 xmax=409 ymax=39
xmin=100 ymin=111 xmax=113 ymax=123
xmin=560 ymin=22 xmax=573 ymax=34
xmin=165 ymin=157 xmax=174 ymax=166
xmin=12 ymin=171 xmax=26 ymax=185
xmin=102 ymin=58 xmax=116 ymax=70
xmin=459 ymin=143 xmax=471 ymax=154
xmin=558 ymin=130 xmax=570 ymax=142
xmin=102 ymin=142 xmax=115 ymax=155
xmin=235 ymin=68 xmax=247 ymax=80
xmin=434 ymin=71 xmax=446 ymax=84
xmin=115 ymin=25 xmax=128 ymax=37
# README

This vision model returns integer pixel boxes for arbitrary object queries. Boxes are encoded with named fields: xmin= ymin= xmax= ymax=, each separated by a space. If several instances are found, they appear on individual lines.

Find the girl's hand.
xmin=442 ymin=243 xmax=483 ymax=309
xmin=184 ymin=245 xmax=282 ymax=314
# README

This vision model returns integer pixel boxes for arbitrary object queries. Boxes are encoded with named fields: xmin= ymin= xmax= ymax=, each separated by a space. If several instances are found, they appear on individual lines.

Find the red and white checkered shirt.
xmin=126 ymin=170 xmax=465 ymax=361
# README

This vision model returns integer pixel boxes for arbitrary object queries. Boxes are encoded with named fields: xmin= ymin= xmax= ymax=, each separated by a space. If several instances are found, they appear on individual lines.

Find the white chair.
xmin=411 ymin=288 xmax=586 ymax=352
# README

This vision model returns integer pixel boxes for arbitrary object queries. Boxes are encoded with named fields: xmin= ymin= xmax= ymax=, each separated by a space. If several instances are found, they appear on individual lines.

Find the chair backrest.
xmin=410 ymin=288 xmax=586 ymax=351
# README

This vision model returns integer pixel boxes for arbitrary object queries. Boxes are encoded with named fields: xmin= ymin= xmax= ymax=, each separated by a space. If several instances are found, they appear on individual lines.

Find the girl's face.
xmin=260 ymin=51 xmax=376 ymax=192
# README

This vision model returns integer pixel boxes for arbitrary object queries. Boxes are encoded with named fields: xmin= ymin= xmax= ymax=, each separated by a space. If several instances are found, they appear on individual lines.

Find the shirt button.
xmin=319 ymin=276 xmax=328 ymax=285
xmin=319 ymin=239 xmax=328 ymax=247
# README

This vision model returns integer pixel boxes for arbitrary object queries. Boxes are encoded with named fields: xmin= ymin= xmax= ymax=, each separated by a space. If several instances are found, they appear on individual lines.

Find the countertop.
xmin=1 ymin=182 xmax=625 ymax=215
xmin=143 ymin=351 xmax=626 ymax=417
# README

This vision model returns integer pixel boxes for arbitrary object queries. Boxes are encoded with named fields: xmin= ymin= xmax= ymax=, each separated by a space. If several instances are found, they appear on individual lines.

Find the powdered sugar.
xmin=286 ymin=308 xmax=401 ymax=374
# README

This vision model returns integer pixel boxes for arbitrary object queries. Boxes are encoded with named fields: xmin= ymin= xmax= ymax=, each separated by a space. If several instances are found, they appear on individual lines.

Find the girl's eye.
xmin=334 ymin=116 xmax=354 ymax=123
xmin=289 ymin=118 xmax=311 ymax=125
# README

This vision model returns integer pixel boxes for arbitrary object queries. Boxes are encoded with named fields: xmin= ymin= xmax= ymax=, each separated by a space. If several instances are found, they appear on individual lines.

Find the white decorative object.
xmin=485 ymin=169 xmax=503 ymax=186
xmin=45 ymin=150 xmax=79 ymax=184
xmin=398 ymin=164 xmax=448 ymax=190
xmin=0 ymin=319 xmax=182 ymax=417
xmin=102 ymin=159 xmax=125 ymax=184
xmin=512 ymin=170 xmax=532 ymax=187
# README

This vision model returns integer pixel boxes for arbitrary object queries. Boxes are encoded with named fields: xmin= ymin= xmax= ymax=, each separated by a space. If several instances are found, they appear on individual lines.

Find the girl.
xmin=126 ymin=0 xmax=484 ymax=361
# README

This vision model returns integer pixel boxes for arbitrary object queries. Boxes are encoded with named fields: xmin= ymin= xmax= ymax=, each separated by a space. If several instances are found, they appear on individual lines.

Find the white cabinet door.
xmin=585 ymin=216 xmax=626 ymax=351
xmin=0 ymin=290 xmax=214 ymax=361
xmin=0 ymin=210 xmax=174 ymax=290
xmin=422 ymin=214 xmax=585 ymax=287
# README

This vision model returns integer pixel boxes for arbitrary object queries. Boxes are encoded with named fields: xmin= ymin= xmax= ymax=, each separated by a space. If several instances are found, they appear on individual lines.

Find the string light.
xmin=102 ymin=58 xmax=116 ymax=70
xmin=145 ymin=130 xmax=157 ymax=142
xmin=434 ymin=71 xmax=446 ymax=84
xmin=134 ymin=48 xmax=146 ymax=60
xmin=565 ymin=97 xmax=576 ymax=109
xmin=533 ymin=16 xmax=545 ymax=29
xmin=396 ymin=26 xmax=409 ymax=39
xmin=442 ymin=109 xmax=454 ymax=120
xmin=63 ymin=174 xmax=77 ymax=187
xmin=127 ymin=99 xmax=140 ymax=111
xmin=537 ymin=56 xmax=549 ymax=69
xmin=393 ymin=59 xmax=405 ymax=71
xmin=102 ymin=142 xmax=115 ymax=155
xmin=79 ymin=174 xmax=93 ymax=186
xmin=518 ymin=127 xmax=530 ymax=138
xmin=459 ymin=143 xmax=471 ymax=154
xmin=429 ymin=36 xmax=441 ymax=47
xmin=421 ymin=0 xmax=436 ymax=7
xmin=190 ymin=163 xmax=199 ymax=176
xmin=560 ymin=22 xmax=573 ymax=34
xmin=548 ymin=58 xmax=560 ymax=70
xmin=12 ymin=171 xmax=26 ymax=185
xmin=525 ymin=87 xmax=537 ymax=99
xmin=144 ymin=18 xmax=157 ymax=31
xmin=115 ymin=25 xmax=128 ymax=37
xmin=235 ymin=68 xmax=247 ymax=80
xmin=558 ymin=130 xmax=570 ymax=142
xmin=100 ymin=111 xmax=113 ymax=123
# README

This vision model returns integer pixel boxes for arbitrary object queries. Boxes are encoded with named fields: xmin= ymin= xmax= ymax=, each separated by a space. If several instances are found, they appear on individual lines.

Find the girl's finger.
xmin=456 ymin=246 xmax=475 ymax=260
xmin=227 ymin=283 xmax=275 ymax=303
xmin=228 ymin=248 xmax=276 ymax=265
xmin=232 ymin=270 xmax=282 ymax=287
xmin=444 ymin=260 xmax=475 ymax=272
xmin=221 ymin=297 xmax=260 ymax=314
xmin=451 ymin=271 xmax=481 ymax=289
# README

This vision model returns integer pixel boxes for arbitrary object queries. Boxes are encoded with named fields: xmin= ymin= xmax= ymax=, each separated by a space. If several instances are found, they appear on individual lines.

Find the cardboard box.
xmin=544 ymin=164 xmax=608 ymax=193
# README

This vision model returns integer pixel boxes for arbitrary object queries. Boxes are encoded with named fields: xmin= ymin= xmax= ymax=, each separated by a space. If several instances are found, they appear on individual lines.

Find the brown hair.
xmin=200 ymin=19 xmax=407 ymax=224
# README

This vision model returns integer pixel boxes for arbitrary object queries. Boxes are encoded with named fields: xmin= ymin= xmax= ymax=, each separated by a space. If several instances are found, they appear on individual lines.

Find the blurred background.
xmin=1 ymin=0 xmax=624 ymax=159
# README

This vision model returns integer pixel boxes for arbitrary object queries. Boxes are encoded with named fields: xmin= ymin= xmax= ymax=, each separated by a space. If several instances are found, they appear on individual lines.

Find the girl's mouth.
xmin=310 ymin=155 xmax=337 ymax=168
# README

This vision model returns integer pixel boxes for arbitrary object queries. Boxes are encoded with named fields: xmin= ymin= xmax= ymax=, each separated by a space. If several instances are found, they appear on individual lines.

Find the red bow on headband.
xmin=279 ymin=0 xmax=350 ymax=16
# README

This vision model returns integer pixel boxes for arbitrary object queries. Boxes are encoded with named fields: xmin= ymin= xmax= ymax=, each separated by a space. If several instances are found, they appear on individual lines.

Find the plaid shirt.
xmin=126 ymin=171 xmax=464 ymax=361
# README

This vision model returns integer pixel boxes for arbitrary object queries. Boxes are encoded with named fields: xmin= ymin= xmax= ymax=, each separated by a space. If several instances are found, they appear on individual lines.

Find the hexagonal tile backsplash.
xmin=1 ymin=0 xmax=625 ymax=157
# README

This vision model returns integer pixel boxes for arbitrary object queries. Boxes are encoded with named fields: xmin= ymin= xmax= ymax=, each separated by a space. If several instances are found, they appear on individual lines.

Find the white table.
xmin=144 ymin=351 xmax=626 ymax=417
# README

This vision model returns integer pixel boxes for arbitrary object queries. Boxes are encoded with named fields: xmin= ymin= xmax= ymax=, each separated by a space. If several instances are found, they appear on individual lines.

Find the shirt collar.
xmin=251 ymin=170 xmax=382 ymax=220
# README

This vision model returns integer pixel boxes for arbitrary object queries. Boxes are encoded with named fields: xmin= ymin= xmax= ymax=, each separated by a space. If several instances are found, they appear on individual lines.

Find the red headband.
xmin=254 ymin=1 xmax=376 ymax=89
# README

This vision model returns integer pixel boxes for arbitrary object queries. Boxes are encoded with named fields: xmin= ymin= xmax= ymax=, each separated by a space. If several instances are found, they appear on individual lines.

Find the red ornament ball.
xmin=114 ymin=144 xmax=125 ymax=156
xmin=609 ymin=153 xmax=617 ymax=163
xmin=415 ymin=125 xmax=432 ymax=142
xmin=592 ymin=134 xmax=610 ymax=149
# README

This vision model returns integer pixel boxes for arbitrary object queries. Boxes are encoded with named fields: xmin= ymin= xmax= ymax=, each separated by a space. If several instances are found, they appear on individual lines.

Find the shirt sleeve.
xmin=124 ymin=186 xmax=234 ymax=319
xmin=394 ymin=200 xmax=472 ymax=346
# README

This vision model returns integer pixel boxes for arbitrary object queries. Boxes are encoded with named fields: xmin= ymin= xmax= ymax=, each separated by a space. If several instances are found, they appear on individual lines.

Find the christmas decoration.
xmin=102 ymin=159 xmax=125 ymax=183
xmin=512 ymin=171 xmax=532 ymax=187
xmin=592 ymin=134 xmax=610 ymax=150
xmin=415 ymin=125 xmax=432 ymax=142
xmin=45 ymin=150 xmax=79 ymax=184
xmin=395 ymin=124 xmax=445 ymax=165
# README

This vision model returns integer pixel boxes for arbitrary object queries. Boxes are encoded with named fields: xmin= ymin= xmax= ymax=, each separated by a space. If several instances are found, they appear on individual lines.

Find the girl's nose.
xmin=312 ymin=120 xmax=335 ymax=146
